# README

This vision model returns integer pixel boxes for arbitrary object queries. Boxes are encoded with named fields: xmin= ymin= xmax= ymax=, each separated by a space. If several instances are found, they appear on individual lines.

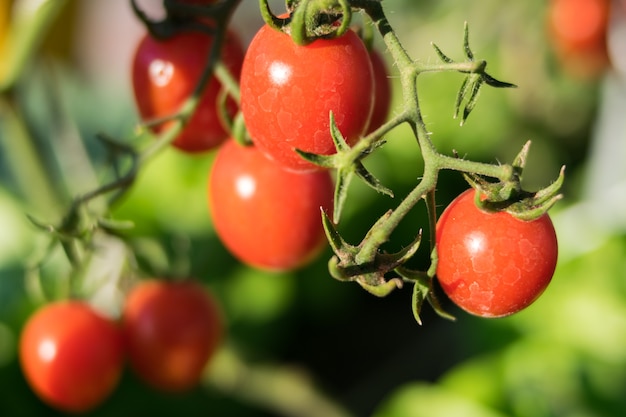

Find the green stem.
xmin=416 ymin=59 xmax=487 ymax=74
xmin=349 ymin=0 xmax=517 ymax=265
xmin=0 ymin=98 xmax=64 ymax=217
xmin=205 ymin=346 xmax=354 ymax=417
xmin=214 ymin=60 xmax=241 ymax=103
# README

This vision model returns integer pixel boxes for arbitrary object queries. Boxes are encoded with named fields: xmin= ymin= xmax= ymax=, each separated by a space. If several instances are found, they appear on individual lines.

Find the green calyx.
xmin=463 ymin=141 xmax=565 ymax=221
xmin=260 ymin=0 xmax=352 ymax=45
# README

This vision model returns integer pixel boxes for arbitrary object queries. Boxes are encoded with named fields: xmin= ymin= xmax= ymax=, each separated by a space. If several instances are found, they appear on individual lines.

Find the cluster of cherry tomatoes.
xmin=130 ymin=2 xmax=559 ymax=318
xmin=19 ymin=279 xmax=222 ymax=413
xmin=131 ymin=5 xmax=391 ymax=272
xmin=16 ymin=0 xmax=564 ymax=412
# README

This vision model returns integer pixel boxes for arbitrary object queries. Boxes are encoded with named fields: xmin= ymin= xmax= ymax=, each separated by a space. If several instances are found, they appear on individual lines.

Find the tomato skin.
xmin=208 ymin=139 xmax=334 ymax=271
xmin=240 ymin=25 xmax=375 ymax=172
xmin=435 ymin=189 xmax=558 ymax=318
xmin=366 ymin=49 xmax=392 ymax=135
xmin=19 ymin=302 xmax=125 ymax=413
xmin=123 ymin=280 xmax=223 ymax=392
xmin=132 ymin=29 xmax=244 ymax=153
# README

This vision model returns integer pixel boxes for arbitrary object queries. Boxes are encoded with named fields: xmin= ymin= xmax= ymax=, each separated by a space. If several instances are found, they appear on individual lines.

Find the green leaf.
xmin=373 ymin=382 xmax=509 ymax=417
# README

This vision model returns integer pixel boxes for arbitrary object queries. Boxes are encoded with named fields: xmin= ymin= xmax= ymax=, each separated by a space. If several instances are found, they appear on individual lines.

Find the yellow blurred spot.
xmin=0 ymin=0 xmax=13 ymax=81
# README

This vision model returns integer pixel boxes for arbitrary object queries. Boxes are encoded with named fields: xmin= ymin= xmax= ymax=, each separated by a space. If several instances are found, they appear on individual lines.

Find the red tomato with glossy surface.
xmin=240 ymin=25 xmax=375 ymax=172
xmin=366 ymin=49 xmax=392 ymax=135
xmin=547 ymin=0 xmax=610 ymax=78
xmin=132 ymin=29 xmax=244 ymax=153
xmin=19 ymin=301 xmax=124 ymax=413
xmin=435 ymin=189 xmax=558 ymax=318
xmin=208 ymin=139 xmax=334 ymax=271
xmin=123 ymin=280 xmax=223 ymax=392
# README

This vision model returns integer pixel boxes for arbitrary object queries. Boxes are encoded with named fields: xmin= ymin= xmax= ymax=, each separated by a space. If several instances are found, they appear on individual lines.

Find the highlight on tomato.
xmin=131 ymin=28 xmax=244 ymax=153
xmin=122 ymin=279 xmax=224 ymax=392
xmin=208 ymin=139 xmax=334 ymax=271
xmin=19 ymin=301 xmax=125 ymax=413
xmin=435 ymin=189 xmax=558 ymax=318
xmin=240 ymin=23 xmax=375 ymax=172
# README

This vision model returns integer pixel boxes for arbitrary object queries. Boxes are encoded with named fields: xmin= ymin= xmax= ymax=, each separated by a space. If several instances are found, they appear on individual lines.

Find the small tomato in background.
xmin=19 ymin=301 xmax=125 ymax=413
xmin=436 ymin=189 xmax=558 ymax=318
xmin=122 ymin=280 xmax=223 ymax=392
xmin=547 ymin=0 xmax=611 ymax=79
xmin=240 ymin=24 xmax=375 ymax=172
xmin=208 ymin=139 xmax=334 ymax=271
xmin=132 ymin=29 xmax=244 ymax=153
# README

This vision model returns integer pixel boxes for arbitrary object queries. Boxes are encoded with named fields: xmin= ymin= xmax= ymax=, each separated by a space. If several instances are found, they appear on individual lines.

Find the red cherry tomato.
xmin=19 ymin=301 xmax=124 ymax=413
xmin=435 ymin=189 xmax=558 ymax=318
xmin=366 ymin=49 xmax=392 ymax=135
xmin=123 ymin=280 xmax=223 ymax=392
xmin=547 ymin=0 xmax=610 ymax=78
xmin=240 ymin=25 xmax=375 ymax=172
xmin=208 ymin=139 xmax=334 ymax=271
xmin=132 ymin=29 xmax=244 ymax=153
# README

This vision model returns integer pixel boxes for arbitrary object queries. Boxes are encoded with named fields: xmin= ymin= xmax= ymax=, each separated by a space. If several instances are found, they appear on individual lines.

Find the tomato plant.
xmin=547 ymin=0 xmax=610 ymax=78
xmin=435 ymin=189 xmax=559 ymax=318
xmin=19 ymin=301 xmax=125 ymax=413
xmin=122 ymin=279 xmax=223 ymax=392
xmin=366 ymin=48 xmax=392 ymax=135
xmin=131 ymin=29 xmax=244 ymax=153
xmin=208 ymin=139 xmax=334 ymax=271
xmin=240 ymin=23 xmax=375 ymax=172
xmin=3 ymin=1 xmax=576 ymax=414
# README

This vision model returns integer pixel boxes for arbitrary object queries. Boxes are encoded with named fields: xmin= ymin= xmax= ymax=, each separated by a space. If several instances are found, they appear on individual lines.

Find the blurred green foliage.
xmin=1 ymin=0 xmax=624 ymax=416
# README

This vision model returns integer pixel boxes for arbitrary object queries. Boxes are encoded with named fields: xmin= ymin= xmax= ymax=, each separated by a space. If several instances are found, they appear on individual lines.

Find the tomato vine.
xmin=0 ymin=0 xmax=575 ymax=415
xmin=4 ymin=0 xmax=565 ymax=321
xmin=263 ymin=0 xmax=565 ymax=320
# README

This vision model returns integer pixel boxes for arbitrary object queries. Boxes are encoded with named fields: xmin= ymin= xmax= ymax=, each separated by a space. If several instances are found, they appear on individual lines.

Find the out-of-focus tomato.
xmin=19 ymin=301 xmax=125 ymax=413
xmin=132 ymin=29 xmax=244 ymax=153
xmin=547 ymin=0 xmax=610 ymax=78
xmin=123 ymin=279 xmax=223 ymax=392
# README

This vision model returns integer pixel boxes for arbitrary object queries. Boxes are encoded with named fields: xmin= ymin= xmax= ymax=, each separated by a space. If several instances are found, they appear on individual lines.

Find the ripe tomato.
xmin=19 ymin=301 xmax=124 ymax=413
xmin=366 ymin=49 xmax=392 ymax=135
xmin=435 ymin=189 xmax=558 ymax=318
xmin=122 ymin=279 xmax=223 ymax=392
xmin=547 ymin=0 xmax=610 ymax=78
xmin=208 ymin=139 xmax=334 ymax=271
xmin=132 ymin=29 xmax=244 ymax=153
xmin=240 ymin=25 xmax=375 ymax=172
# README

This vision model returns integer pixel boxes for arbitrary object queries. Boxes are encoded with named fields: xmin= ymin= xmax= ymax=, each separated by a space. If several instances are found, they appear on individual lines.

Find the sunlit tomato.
xmin=366 ymin=49 xmax=392 ymax=135
xmin=19 ymin=301 xmax=124 ymax=413
xmin=132 ymin=29 xmax=244 ymax=153
xmin=547 ymin=0 xmax=610 ymax=78
xmin=123 ymin=280 xmax=223 ymax=392
xmin=240 ymin=24 xmax=375 ymax=172
xmin=208 ymin=139 xmax=334 ymax=271
xmin=435 ymin=189 xmax=558 ymax=318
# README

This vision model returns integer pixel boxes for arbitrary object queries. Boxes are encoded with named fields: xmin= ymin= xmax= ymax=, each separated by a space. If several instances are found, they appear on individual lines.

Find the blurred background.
xmin=1 ymin=0 xmax=626 ymax=416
